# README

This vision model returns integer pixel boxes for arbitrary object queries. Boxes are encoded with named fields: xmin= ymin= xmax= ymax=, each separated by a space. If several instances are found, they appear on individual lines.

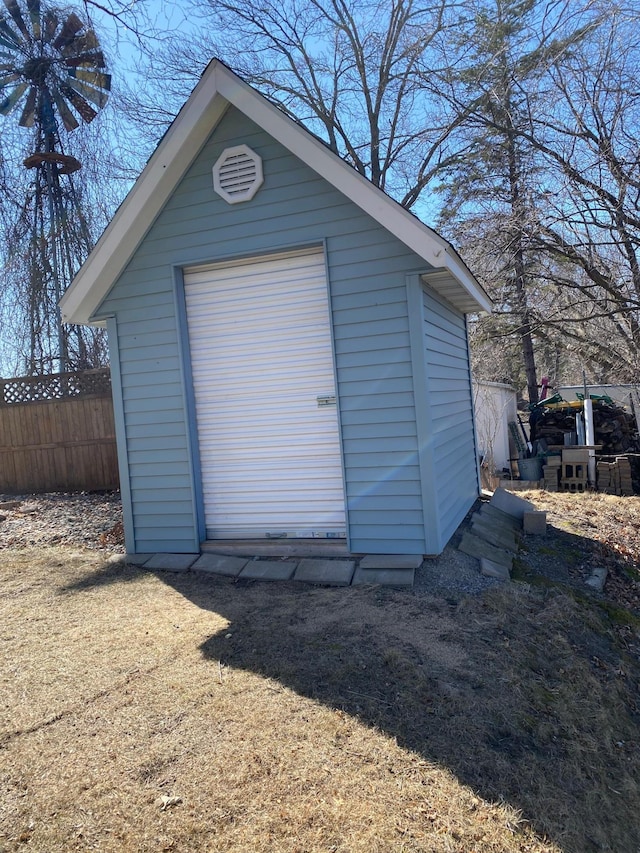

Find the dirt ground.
xmin=0 ymin=491 xmax=639 ymax=852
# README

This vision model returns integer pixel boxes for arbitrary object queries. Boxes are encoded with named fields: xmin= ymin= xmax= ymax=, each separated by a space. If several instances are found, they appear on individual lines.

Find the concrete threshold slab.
xmin=239 ymin=559 xmax=298 ymax=581
xmin=192 ymin=553 xmax=248 ymax=577
xmin=124 ymin=553 xmax=155 ymax=566
xmin=201 ymin=539 xmax=351 ymax=558
xmin=352 ymin=567 xmax=415 ymax=587
xmin=359 ymin=554 xmax=423 ymax=570
xmin=294 ymin=559 xmax=355 ymax=586
xmin=143 ymin=553 xmax=199 ymax=572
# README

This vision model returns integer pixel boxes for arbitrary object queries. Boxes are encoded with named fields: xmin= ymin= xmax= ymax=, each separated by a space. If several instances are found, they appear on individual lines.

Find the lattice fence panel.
xmin=1 ymin=368 xmax=111 ymax=405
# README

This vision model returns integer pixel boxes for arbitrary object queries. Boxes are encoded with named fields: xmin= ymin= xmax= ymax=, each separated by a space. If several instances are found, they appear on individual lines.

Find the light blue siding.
xmin=96 ymin=105 xmax=477 ymax=555
xmin=422 ymin=286 xmax=479 ymax=549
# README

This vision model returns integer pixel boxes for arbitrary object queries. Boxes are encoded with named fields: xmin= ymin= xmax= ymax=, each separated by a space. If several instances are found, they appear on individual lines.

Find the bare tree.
xmin=431 ymin=0 xmax=640 ymax=390
xmin=424 ymin=0 xmax=599 ymax=402
xmin=124 ymin=0 xmax=467 ymax=209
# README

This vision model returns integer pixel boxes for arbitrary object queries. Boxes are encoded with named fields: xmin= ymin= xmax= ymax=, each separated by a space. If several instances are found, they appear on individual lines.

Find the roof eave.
xmin=213 ymin=68 xmax=491 ymax=314
xmin=61 ymin=63 xmax=230 ymax=325
xmin=421 ymin=267 xmax=492 ymax=314
xmin=61 ymin=60 xmax=492 ymax=324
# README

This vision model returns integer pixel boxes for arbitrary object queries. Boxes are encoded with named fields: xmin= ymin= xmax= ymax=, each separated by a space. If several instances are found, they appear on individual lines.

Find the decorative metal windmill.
xmin=0 ymin=0 xmax=110 ymax=374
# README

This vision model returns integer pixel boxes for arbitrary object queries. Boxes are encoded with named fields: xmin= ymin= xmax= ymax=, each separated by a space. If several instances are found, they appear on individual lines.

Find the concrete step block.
xmin=480 ymin=558 xmax=511 ymax=580
xmin=358 ymin=554 xmax=424 ymax=570
xmin=125 ymin=553 xmax=155 ymax=566
xmin=239 ymin=560 xmax=297 ymax=581
xmin=490 ymin=487 xmax=535 ymax=520
xmin=352 ymin=567 xmax=415 ymax=587
xmin=458 ymin=531 xmax=513 ymax=568
xmin=478 ymin=502 xmax=522 ymax=530
xmin=294 ymin=559 xmax=355 ymax=586
xmin=143 ymin=553 xmax=199 ymax=572
xmin=523 ymin=511 xmax=547 ymax=535
xmin=192 ymin=553 xmax=248 ymax=576
xmin=470 ymin=519 xmax=518 ymax=552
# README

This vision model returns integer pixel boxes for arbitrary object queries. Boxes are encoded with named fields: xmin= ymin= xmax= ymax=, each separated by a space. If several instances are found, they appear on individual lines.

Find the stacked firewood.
xmin=530 ymin=402 xmax=640 ymax=454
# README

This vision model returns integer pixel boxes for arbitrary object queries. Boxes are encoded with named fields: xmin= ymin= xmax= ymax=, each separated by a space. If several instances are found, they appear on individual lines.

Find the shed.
xmin=61 ymin=60 xmax=491 ymax=558
xmin=472 ymin=381 xmax=518 ymax=477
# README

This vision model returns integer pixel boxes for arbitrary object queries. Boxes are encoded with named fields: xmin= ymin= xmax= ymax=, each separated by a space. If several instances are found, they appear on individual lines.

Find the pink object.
xmin=540 ymin=376 xmax=550 ymax=401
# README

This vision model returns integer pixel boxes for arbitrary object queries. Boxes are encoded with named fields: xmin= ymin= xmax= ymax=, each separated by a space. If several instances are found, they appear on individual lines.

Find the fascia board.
xmin=215 ymin=66 xmax=493 ymax=314
xmin=61 ymin=65 xmax=230 ymax=325
xmin=62 ymin=60 xmax=492 ymax=324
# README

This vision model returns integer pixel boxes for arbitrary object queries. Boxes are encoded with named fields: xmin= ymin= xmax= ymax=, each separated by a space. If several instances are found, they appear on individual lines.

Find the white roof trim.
xmin=61 ymin=60 xmax=491 ymax=324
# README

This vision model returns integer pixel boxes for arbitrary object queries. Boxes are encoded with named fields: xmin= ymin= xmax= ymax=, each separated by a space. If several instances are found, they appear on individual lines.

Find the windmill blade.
xmin=59 ymin=82 xmax=97 ymax=123
xmin=65 ymin=50 xmax=106 ymax=69
xmin=3 ymin=0 xmax=28 ymax=37
xmin=0 ymin=35 xmax=19 ymax=50
xmin=18 ymin=83 xmax=36 ymax=125
xmin=0 ymin=15 xmax=22 ymax=47
xmin=67 ymin=76 xmax=109 ymax=109
xmin=52 ymin=87 xmax=78 ymax=131
xmin=26 ymin=0 xmax=40 ymax=40
xmin=73 ymin=68 xmax=111 ymax=92
xmin=0 ymin=79 xmax=26 ymax=114
xmin=62 ymin=28 xmax=99 ymax=57
xmin=53 ymin=12 xmax=83 ymax=51
xmin=0 ymin=70 xmax=20 ymax=86
xmin=42 ymin=9 xmax=57 ymax=42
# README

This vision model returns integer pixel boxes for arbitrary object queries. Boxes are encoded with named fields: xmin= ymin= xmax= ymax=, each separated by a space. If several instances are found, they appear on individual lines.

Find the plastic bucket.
xmin=517 ymin=457 xmax=543 ymax=481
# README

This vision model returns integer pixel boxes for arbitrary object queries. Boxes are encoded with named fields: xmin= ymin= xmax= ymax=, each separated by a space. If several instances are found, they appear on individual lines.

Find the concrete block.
xmin=294 ymin=559 xmax=355 ymax=586
xmin=470 ymin=519 xmax=518 ymax=552
xmin=561 ymin=479 xmax=586 ymax=493
xmin=471 ymin=510 xmax=519 ymax=539
xmin=523 ymin=511 xmax=547 ymax=535
xmin=124 ymin=553 xmax=155 ymax=566
xmin=478 ymin=502 xmax=522 ymax=530
xmin=585 ymin=567 xmax=608 ymax=592
xmin=562 ymin=448 xmax=589 ymax=464
xmin=358 ymin=554 xmax=424 ymax=570
xmin=480 ymin=558 xmax=511 ymax=580
xmin=143 ymin=553 xmax=199 ymax=572
xmin=352 ymin=567 xmax=415 ymax=587
xmin=490 ymin=487 xmax=535 ymax=520
xmin=192 ymin=553 xmax=248 ymax=576
xmin=239 ymin=560 xmax=297 ymax=581
xmin=458 ymin=531 xmax=513 ymax=568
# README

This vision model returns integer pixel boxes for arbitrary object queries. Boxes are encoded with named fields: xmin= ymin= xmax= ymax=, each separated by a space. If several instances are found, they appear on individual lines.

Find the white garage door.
xmin=184 ymin=247 xmax=346 ymax=539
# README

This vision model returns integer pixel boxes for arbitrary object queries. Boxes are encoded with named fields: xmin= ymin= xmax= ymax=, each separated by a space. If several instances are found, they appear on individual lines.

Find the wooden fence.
xmin=0 ymin=368 xmax=119 ymax=493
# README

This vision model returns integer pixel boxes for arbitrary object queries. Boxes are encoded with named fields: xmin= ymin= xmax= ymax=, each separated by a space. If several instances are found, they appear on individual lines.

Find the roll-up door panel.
xmin=184 ymin=248 xmax=346 ymax=539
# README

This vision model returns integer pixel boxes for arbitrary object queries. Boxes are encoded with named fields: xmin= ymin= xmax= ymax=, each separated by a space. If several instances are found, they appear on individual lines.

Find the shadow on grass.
xmin=57 ymin=558 xmax=146 ymax=592
xmin=56 ymin=534 xmax=639 ymax=853
xmin=159 ymin=564 xmax=639 ymax=853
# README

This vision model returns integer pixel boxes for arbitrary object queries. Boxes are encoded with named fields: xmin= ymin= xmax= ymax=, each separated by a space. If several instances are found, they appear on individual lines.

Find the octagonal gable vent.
xmin=212 ymin=144 xmax=263 ymax=204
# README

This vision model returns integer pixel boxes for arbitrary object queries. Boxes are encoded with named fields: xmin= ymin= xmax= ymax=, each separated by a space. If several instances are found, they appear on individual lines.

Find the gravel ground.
xmin=0 ymin=492 xmax=124 ymax=552
xmin=0 ymin=492 xmax=500 ymax=596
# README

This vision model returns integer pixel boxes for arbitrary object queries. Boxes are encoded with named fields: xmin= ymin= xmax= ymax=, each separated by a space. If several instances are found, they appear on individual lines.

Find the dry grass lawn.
xmin=1 ymin=492 xmax=639 ymax=852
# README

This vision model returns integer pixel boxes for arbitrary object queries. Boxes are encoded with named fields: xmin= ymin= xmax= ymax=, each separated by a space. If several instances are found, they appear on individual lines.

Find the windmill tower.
xmin=0 ymin=0 xmax=110 ymax=374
